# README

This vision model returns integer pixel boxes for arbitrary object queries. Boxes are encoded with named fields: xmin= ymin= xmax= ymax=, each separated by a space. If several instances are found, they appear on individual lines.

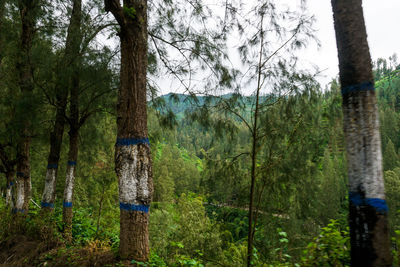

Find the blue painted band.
xmin=41 ymin=202 xmax=55 ymax=208
xmin=116 ymin=138 xmax=150 ymax=146
xmin=16 ymin=172 xmax=25 ymax=177
xmin=47 ymin=163 xmax=58 ymax=169
xmin=119 ymin=202 xmax=149 ymax=213
xmin=63 ymin=202 xmax=73 ymax=208
xmin=341 ymin=81 xmax=374 ymax=95
xmin=7 ymin=181 xmax=14 ymax=188
xmin=67 ymin=161 xmax=77 ymax=166
xmin=12 ymin=208 xmax=25 ymax=213
xmin=349 ymin=192 xmax=388 ymax=213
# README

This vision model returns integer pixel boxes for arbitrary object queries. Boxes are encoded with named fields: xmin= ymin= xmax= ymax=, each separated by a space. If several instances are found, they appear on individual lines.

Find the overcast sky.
xmin=150 ymin=0 xmax=400 ymax=94
xmin=303 ymin=0 xmax=400 ymax=87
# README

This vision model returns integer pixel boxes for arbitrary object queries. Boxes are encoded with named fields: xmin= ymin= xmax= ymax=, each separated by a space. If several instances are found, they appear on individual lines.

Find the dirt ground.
xmin=0 ymin=235 xmax=119 ymax=267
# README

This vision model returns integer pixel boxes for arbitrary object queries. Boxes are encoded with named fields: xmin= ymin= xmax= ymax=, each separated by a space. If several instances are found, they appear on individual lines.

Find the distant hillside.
xmin=152 ymin=93 xmax=265 ymax=115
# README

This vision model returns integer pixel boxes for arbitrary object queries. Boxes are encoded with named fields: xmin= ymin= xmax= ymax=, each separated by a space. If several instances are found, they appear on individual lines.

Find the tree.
xmin=383 ymin=139 xmax=399 ymax=171
xmin=104 ymin=0 xmax=153 ymax=261
xmin=0 ymin=0 xmax=17 ymax=209
xmin=41 ymin=0 xmax=82 ymax=211
xmin=60 ymin=0 xmax=116 ymax=237
xmin=0 ymin=144 xmax=16 ymax=208
xmin=331 ymin=0 xmax=392 ymax=265
xmin=61 ymin=0 xmax=82 ymax=238
xmin=14 ymin=0 xmax=40 ymax=215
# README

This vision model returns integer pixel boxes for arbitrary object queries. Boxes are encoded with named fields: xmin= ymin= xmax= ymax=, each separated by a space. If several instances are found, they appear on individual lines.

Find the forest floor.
xmin=0 ymin=235 xmax=126 ymax=267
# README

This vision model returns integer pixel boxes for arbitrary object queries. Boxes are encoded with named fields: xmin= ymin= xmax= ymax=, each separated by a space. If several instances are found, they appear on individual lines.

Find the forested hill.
xmin=153 ymin=93 xmax=271 ymax=118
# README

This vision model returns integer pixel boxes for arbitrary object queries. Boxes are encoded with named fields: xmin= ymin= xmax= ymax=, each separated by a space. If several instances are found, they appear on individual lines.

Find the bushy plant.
xmin=301 ymin=220 xmax=350 ymax=267
xmin=150 ymin=193 xmax=224 ymax=265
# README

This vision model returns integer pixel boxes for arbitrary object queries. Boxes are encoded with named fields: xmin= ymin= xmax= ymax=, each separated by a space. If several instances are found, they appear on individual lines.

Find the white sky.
xmin=155 ymin=0 xmax=400 ymax=94
xmin=303 ymin=0 xmax=400 ymax=88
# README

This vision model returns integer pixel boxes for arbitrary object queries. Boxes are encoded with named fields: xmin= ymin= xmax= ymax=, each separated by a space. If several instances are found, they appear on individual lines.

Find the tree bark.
xmin=5 ymin=171 xmax=15 ymax=207
xmin=62 ymin=38 xmax=81 ymax=241
xmin=331 ymin=0 xmax=392 ymax=265
xmin=42 ymin=0 xmax=82 ymax=211
xmin=247 ymin=13 xmax=264 ymax=267
xmin=14 ymin=0 xmax=38 ymax=215
xmin=105 ymin=0 xmax=153 ymax=261
xmin=62 ymin=125 xmax=78 ymax=241
xmin=0 ymin=0 xmax=5 ymax=66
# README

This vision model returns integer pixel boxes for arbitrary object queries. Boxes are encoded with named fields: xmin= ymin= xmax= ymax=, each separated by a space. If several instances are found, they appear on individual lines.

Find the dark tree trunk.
xmin=0 ymin=145 xmax=17 ymax=208
xmin=14 ymin=0 xmax=38 ymax=215
xmin=5 ymin=171 xmax=15 ymax=207
xmin=62 ymin=37 xmax=81 ymax=241
xmin=96 ymin=185 xmax=106 ymax=237
xmin=0 ymin=0 xmax=5 ymax=66
xmin=42 ymin=0 xmax=82 ymax=211
xmin=247 ymin=14 xmax=264 ymax=267
xmin=62 ymin=125 xmax=78 ymax=241
xmin=331 ymin=0 xmax=392 ymax=265
xmin=105 ymin=0 xmax=153 ymax=261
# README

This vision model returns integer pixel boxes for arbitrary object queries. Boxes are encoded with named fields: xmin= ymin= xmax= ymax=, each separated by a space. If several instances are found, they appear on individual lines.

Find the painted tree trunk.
xmin=104 ymin=0 xmax=153 ymax=261
xmin=116 ymin=143 xmax=152 ymax=260
xmin=14 ymin=0 xmax=38 ymax=215
xmin=62 ymin=127 xmax=78 ymax=240
xmin=15 ymin=136 xmax=31 ymax=214
xmin=331 ymin=0 xmax=392 ymax=265
xmin=41 ymin=108 xmax=65 ymax=210
xmin=5 ymin=172 xmax=15 ymax=207
xmin=41 ymin=0 xmax=81 ymax=211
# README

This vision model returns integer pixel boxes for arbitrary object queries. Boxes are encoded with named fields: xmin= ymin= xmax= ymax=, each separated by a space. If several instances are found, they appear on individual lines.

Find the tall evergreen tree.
xmin=104 ymin=0 xmax=153 ymax=261
xmin=41 ymin=0 xmax=82 ymax=211
xmin=0 ymin=144 xmax=16 ymax=208
xmin=331 ymin=0 xmax=392 ymax=265
xmin=61 ymin=0 xmax=82 ymax=238
xmin=14 ymin=0 xmax=40 ymax=214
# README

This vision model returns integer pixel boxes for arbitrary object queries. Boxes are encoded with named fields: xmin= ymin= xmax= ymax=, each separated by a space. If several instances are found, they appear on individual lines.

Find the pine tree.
xmin=61 ymin=0 xmax=82 ymax=239
xmin=331 ymin=0 xmax=392 ymax=265
xmin=383 ymin=139 xmax=399 ymax=171
xmin=14 ymin=0 xmax=40 ymax=215
xmin=104 ymin=0 xmax=153 ymax=261
xmin=41 ymin=0 xmax=82 ymax=212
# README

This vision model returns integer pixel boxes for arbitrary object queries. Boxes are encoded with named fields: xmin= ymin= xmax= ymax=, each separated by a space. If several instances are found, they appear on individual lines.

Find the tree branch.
xmin=104 ymin=0 xmax=125 ymax=28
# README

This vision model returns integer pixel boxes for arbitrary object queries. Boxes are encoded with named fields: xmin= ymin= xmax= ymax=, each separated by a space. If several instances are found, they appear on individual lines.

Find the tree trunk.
xmin=41 ymin=0 xmax=82 ymax=211
xmin=5 ymin=171 xmax=15 ymax=207
xmin=62 ymin=61 xmax=80 ymax=242
xmin=96 ymin=185 xmax=105 ymax=237
xmin=63 ymin=125 xmax=79 ymax=241
xmin=331 ymin=0 xmax=392 ymax=265
xmin=62 ymin=126 xmax=78 ymax=241
xmin=247 ymin=14 xmax=264 ymax=267
xmin=14 ymin=0 xmax=38 ymax=215
xmin=0 ymin=0 xmax=5 ymax=66
xmin=105 ymin=0 xmax=153 ymax=261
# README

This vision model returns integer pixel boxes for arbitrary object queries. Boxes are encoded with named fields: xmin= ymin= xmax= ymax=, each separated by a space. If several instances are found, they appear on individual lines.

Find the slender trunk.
xmin=105 ymin=0 xmax=153 ymax=261
xmin=247 ymin=14 xmax=264 ymax=267
xmin=62 ymin=127 xmax=78 ymax=241
xmin=96 ymin=186 xmax=105 ymax=237
xmin=331 ymin=0 xmax=392 ymax=265
xmin=41 ymin=0 xmax=81 ymax=211
xmin=62 ymin=67 xmax=80 ymax=241
xmin=5 ymin=172 xmax=15 ymax=207
xmin=0 ymin=0 xmax=5 ymax=66
xmin=15 ymin=134 xmax=31 ymax=214
xmin=14 ymin=0 xmax=38 ymax=215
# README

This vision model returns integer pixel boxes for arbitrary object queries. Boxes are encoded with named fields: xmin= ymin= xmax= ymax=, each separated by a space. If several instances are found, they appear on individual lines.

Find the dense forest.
xmin=0 ymin=0 xmax=398 ymax=266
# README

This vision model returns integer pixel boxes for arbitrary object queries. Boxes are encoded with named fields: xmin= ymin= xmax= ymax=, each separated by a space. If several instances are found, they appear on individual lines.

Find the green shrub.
xmin=301 ymin=220 xmax=350 ymax=267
